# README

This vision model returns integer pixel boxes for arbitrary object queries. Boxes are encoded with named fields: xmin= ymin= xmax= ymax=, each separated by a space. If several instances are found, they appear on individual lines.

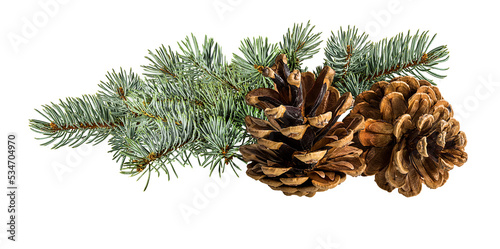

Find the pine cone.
xmin=348 ymin=76 xmax=468 ymax=197
xmin=240 ymin=54 xmax=365 ymax=197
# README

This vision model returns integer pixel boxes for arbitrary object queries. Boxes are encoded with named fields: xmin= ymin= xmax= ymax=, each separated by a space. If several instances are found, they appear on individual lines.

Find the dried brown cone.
xmin=239 ymin=54 xmax=365 ymax=197
xmin=348 ymin=76 xmax=468 ymax=197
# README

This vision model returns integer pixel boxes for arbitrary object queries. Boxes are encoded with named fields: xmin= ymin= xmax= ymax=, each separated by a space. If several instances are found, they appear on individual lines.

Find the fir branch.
xmin=195 ymin=116 xmax=246 ymax=177
xmin=99 ymin=69 xmax=144 ymax=98
xmin=125 ymin=93 xmax=198 ymax=125
xmin=113 ymin=109 xmax=198 ymax=190
xmin=142 ymin=78 xmax=205 ymax=107
xmin=363 ymin=30 xmax=449 ymax=84
xmin=280 ymin=21 xmax=322 ymax=70
xmin=179 ymin=34 xmax=241 ymax=91
xmin=97 ymin=68 xmax=144 ymax=117
xmin=323 ymin=27 xmax=449 ymax=95
xmin=232 ymin=36 xmax=278 ymax=88
xmin=142 ymin=46 xmax=207 ymax=108
xmin=143 ymin=45 xmax=205 ymax=106
xmin=335 ymin=73 xmax=371 ymax=97
xmin=324 ymin=26 xmax=371 ymax=86
xmin=98 ymin=69 xmax=203 ymax=123
xmin=143 ymin=45 xmax=182 ymax=79
xmin=30 ymin=94 xmax=121 ymax=149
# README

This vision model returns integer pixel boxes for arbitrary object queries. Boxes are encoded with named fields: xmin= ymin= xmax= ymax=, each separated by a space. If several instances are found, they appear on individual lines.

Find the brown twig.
xmin=133 ymin=141 xmax=191 ymax=172
xmin=49 ymin=121 xmax=123 ymax=131
xmin=295 ymin=41 xmax=306 ymax=52
xmin=366 ymin=53 xmax=428 ymax=81
xmin=338 ymin=45 xmax=353 ymax=87
xmin=159 ymin=67 xmax=177 ymax=78
xmin=221 ymin=145 xmax=234 ymax=165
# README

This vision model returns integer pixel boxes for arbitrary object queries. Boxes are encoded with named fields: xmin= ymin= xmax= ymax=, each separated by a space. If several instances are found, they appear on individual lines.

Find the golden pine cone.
xmin=240 ymin=54 xmax=365 ymax=197
xmin=348 ymin=76 xmax=468 ymax=197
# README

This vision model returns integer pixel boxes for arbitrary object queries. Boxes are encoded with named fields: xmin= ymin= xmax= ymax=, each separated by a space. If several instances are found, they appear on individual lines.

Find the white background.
xmin=1 ymin=0 xmax=499 ymax=248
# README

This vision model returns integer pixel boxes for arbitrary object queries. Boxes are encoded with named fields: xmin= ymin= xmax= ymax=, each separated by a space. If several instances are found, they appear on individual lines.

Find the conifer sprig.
xmin=30 ymin=94 xmax=122 ymax=149
xmin=280 ymin=21 xmax=323 ymax=70
xmin=324 ymin=27 xmax=449 ymax=95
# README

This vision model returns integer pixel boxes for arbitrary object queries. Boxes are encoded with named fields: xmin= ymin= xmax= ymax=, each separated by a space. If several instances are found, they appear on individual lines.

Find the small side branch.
xmin=133 ymin=141 xmax=190 ymax=172
xmin=30 ymin=94 xmax=122 ymax=148
xmin=366 ymin=53 xmax=428 ymax=81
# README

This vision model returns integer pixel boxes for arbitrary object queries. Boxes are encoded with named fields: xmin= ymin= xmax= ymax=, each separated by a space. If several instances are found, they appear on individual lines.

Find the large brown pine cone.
xmin=240 ymin=54 xmax=365 ymax=197
xmin=348 ymin=76 xmax=468 ymax=197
